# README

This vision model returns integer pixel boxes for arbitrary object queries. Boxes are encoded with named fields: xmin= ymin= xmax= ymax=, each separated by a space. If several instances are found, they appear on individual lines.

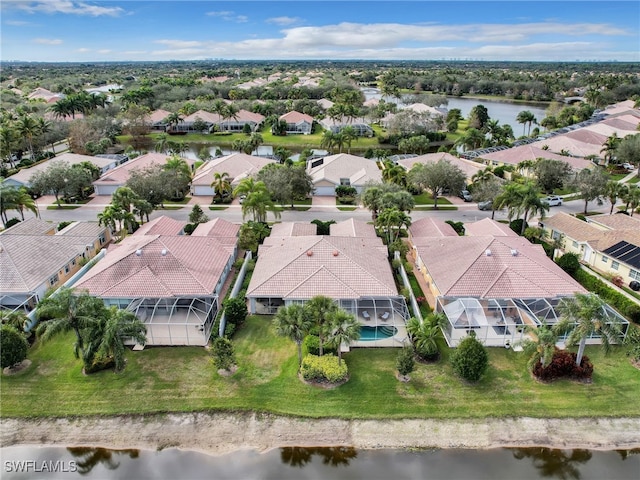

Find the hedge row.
xmin=300 ymin=354 xmax=348 ymax=383
xmin=574 ymin=269 xmax=640 ymax=324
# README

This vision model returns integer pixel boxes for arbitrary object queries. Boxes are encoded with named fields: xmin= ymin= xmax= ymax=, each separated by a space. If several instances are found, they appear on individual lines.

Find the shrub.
xmin=57 ymin=221 xmax=72 ymax=231
xmin=4 ymin=218 xmax=20 ymax=229
xmin=509 ymin=219 xmax=524 ymax=235
xmin=223 ymin=322 xmax=236 ymax=338
xmin=573 ymin=269 xmax=639 ymax=324
xmin=531 ymin=350 xmax=593 ymax=382
xmin=303 ymin=335 xmax=336 ymax=356
xmin=212 ymin=337 xmax=236 ymax=371
xmin=626 ymin=305 xmax=640 ymax=325
xmin=396 ymin=347 xmax=415 ymax=377
xmin=611 ymin=275 xmax=624 ymax=288
xmin=301 ymin=354 xmax=348 ymax=383
xmin=575 ymin=214 xmax=587 ymax=222
xmin=388 ymin=239 xmax=409 ymax=259
xmin=556 ymin=252 xmax=581 ymax=275
xmin=445 ymin=220 xmax=465 ymax=236
xmin=224 ymin=297 xmax=248 ymax=328
xmin=84 ymin=355 xmax=115 ymax=374
xmin=0 ymin=325 xmax=28 ymax=369
xmin=183 ymin=223 xmax=197 ymax=235
xmin=450 ymin=331 xmax=489 ymax=382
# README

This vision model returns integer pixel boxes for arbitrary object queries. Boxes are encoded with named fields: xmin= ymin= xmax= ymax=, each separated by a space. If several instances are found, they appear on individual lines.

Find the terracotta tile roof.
xmin=316 ymin=99 xmax=334 ymax=109
xmin=600 ymin=116 xmax=639 ymax=131
xmin=587 ymin=213 xmax=640 ymax=231
xmin=464 ymin=219 xmax=518 ymax=237
xmin=279 ymin=111 xmax=313 ymax=124
xmin=597 ymin=231 xmax=640 ymax=252
xmin=233 ymin=110 xmax=265 ymax=124
xmin=134 ymin=216 xmax=185 ymax=236
xmin=1 ymin=234 xmax=97 ymax=293
xmin=147 ymin=109 xmax=172 ymax=124
xmin=8 ymin=153 xmax=117 ymax=184
xmin=57 ymin=221 xmax=107 ymax=238
xmin=307 ymin=154 xmax=382 ymax=187
xmin=183 ymin=110 xmax=222 ymax=123
xmin=409 ymin=218 xmax=458 ymax=243
xmin=0 ymin=218 xmax=56 ymax=236
xmin=191 ymin=218 xmax=240 ymax=242
xmin=398 ymin=153 xmax=483 ymax=180
xmin=583 ymin=123 xmax=637 ymax=138
xmin=191 ymin=153 xmax=275 ymax=187
xmin=416 ymin=235 xmax=586 ymax=299
xmin=270 ymin=222 xmax=317 ymax=237
xmin=482 ymin=144 xmax=593 ymax=169
xmin=565 ymin=129 xmax=608 ymax=145
xmin=542 ymin=212 xmax=605 ymax=243
xmin=94 ymin=153 xmax=194 ymax=186
xmin=402 ymin=103 xmax=444 ymax=116
xmin=248 ymin=236 xmax=397 ymax=300
xmin=74 ymin=235 xmax=235 ymax=298
xmin=330 ymin=219 xmax=377 ymax=237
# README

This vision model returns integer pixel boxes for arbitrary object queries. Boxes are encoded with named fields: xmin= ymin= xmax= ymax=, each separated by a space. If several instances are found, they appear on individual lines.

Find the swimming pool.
xmin=359 ymin=325 xmax=398 ymax=341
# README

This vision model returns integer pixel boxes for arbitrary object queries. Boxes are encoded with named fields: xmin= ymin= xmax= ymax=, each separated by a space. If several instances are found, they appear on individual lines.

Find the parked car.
xmin=458 ymin=190 xmax=472 ymax=202
xmin=239 ymin=194 xmax=246 ymax=204
xmin=478 ymin=200 xmax=493 ymax=211
xmin=622 ymin=163 xmax=635 ymax=171
xmin=543 ymin=195 xmax=563 ymax=207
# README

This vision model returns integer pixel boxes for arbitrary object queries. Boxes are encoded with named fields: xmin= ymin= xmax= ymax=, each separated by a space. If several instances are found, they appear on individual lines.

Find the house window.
xmin=630 ymin=270 xmax=640 ymax=281
xmin=572 ymin=241 xmax=579 ymax=248
xmin=64 ymin=265 xmax=70 ymax=274
xmin=99 ymin=234 xmax=106 ymax=245
xmin=552 ymin=231 xmax=561 ymax=240
xmin=601 ymin=255 xmax=608 ymax=263
xmin=72 ymin=259 xmax=76 ymax=266
xmin=339 ymin=178 xmax=351 ymax=186
xmin=49 ymin=274 xmax=59 ymax=286
xmin=611 ymin=261 xmax=620 ymax=271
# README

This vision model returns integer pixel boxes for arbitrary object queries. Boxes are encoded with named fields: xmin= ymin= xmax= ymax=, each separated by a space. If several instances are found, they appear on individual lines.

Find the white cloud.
xmin=97 ymin=49 xmax=112 ymax=54
xmin=5 ymin=20 xmax=34 ymax=26
xmin=266 ymin=16 xmax=302 ymax=26
xmin=76 ymin=47 xmax=90 ymax=52
xmin=18 ymin=1 xmax=125 ymax=17
xmin=205 ymin=10 xmax=248 ymax=22
xmin=33 ymin=38 xmax=63 ymax=45
xmin=155 ymin=39 xmax=204 ymax=49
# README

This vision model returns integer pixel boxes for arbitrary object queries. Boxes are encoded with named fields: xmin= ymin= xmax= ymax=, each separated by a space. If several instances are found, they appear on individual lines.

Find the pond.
xmin=1 ymin=445 xmax=638 ymax=480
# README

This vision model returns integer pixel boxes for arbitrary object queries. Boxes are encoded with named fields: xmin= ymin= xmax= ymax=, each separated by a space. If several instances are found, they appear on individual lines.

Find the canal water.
xmin=1 ymin=445 xmax=638 ymax=480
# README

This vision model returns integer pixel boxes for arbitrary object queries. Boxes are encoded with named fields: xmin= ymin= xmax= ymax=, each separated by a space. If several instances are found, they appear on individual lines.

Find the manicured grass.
xmin=46 ymin=205 xmax=81 ymax=210
xmin=414 ymin=206 xmax=457 ymax=211
xmin=413 ymin=193 xmax=453 ymax=205
xmin=165 ymin=196 xmax=191 ymax=205
xmin=208 ymin=206 xmax=229 ymax=211
xmin=159 ymin=205 xmax=184 ymax=211
xmin=337 ymin=206 xmax=358 ymax=211
xmin=627 ymin=175 xmax=640 ymax=184
xmin=2 ymin=317 xmax=639 ymax=419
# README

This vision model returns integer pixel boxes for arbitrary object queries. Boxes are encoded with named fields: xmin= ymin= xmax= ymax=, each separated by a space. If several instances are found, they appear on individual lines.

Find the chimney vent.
xmin=485 ymin=249 xmax=492 ymax=256
xmin=135 ymin=249 xmax=142 ymax=256
xmin=161 ymin=249 xmax=168 ymax=256
xmin=306 ymin=250 xmax=313 ymax=256
xmin=332 ymin=250 xmax=339 ymax=256
xmin=511 ymin=249 xmax=518 ymax=256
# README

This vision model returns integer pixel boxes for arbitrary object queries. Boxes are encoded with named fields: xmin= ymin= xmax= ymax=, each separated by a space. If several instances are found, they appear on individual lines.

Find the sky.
xmin=1 ymin=1 xmax=639 ymax=62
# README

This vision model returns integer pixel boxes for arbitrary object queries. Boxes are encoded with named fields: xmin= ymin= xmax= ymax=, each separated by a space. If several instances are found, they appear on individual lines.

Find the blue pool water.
xmin=359 ymin=325 xmax=398 ymax=341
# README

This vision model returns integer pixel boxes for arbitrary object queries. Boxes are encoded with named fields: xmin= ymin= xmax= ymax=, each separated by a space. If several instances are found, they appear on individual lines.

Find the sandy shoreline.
xmin=2 ymin=413 xmax=640 ymax=454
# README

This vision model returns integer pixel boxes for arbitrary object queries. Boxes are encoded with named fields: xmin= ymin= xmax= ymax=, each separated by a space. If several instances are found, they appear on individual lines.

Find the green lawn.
xmin=337 ymin=206 xmax=358 ymax=211
xmin=627 ymin=175 xmax=640 ymax=184
xmin=46 ymin=205 xmax=81 ymax=210
xmin=2 ymin=317 xmax=639 ymax=419
xmin=413 ymin=193 xmax=453 ymax=205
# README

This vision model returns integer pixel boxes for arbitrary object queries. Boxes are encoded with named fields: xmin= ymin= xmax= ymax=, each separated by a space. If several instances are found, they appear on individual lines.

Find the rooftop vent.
xmin=306 ymin=250 xmax=313 ymax=257
xmin=135 ymin=249 xmax=142 ymax=256
xmin=161 ymin=249 xmax=168 ymax=256
xmin=332 ymin=250 xmax=339 ymax=256
xmin=511 ymin=249 xmax=519 ymax=256
xmin=485 ymin=249 xmax=492 ymax=257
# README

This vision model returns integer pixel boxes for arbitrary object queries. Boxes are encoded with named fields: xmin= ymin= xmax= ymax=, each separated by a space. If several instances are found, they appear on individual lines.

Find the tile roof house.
xmin=74 ymin=216 xmax=238 ymax=346
xmin=279 ymin=111 xmax=314 ymax=135
xmin=406 ymin=218 xmax=628 ymax=347
xmin=329 ymin=219 xmax=377 ymax=238
xmin=4 ymin=153 xmax=123 ymax=189
xmin=270 ymin=222 xmax=318 ymax=237
xmin=307 ymin=153 xmax=382 ymax=195
xmin=146 ymin=109 xmax=172 ymax=131
xmin=93 ymin=152 xmax=194 ymax=195
xmin=246 ymin=223 xmax=410 ymax=346
xmin=479 ymin=144 xmax=593 ymax=171
xmin=1 ymin=219 xmax=110 ymax=312
xmin=190 ymin=153 xmax=276 ymax=196
xmin=541 ymin=212 xmax=640 ymax=289
xmin=398 ymin=153 xmax=484 ymax=182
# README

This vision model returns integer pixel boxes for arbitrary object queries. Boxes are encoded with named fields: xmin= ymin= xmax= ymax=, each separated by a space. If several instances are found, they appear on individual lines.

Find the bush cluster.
xmin=303 ymin=335 xmax=337 ymax=356
xmin=300 ymin=354 xmax=348 ymax=383
xmin=450 ymin=332 xmax=489 ymax=382
xmin=574 ymin=269 xmax=640 ymax=324
xmin=0 ymin=325 xmax=29 ymax=369
xmin=531 ymin=350 xmax=593 ymax=382
xmin=556 ymin=252 xmax=581 ymax=276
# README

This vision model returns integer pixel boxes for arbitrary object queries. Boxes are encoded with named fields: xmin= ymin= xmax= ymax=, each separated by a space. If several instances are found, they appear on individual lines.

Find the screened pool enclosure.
xmin=436 ymin=296 xmax=629 ymax=348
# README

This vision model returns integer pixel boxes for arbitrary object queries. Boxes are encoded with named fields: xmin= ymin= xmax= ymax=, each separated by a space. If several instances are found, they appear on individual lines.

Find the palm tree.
xmin=320 ymin=130 xmax=337 ymax=153
xmin=304 ymin=296 xmax=338 ymax=356
xmin=35 ymin=288 xmax=106 ymax=359
xmin=16 ymin=115 xmax=39 ymax=160
xmin=241 ymin=189 xmax=280 ymax=223
xmin=340 ymin=126 xmax=357 ymax=154
xmin=133 ymin=198 xmax=153 ymax=224
xmin=0 ymin=182 xmax=19 ymax=225
xmin=518 ymin=323 xmax=558 ymax=370
xmin=455 ymin=128 xmax=485 ymax=151
xmin=326 ymin=309 xmax=361 ymax=366
xmin=37 ymin=117 xmax=55 ymax=154
xmin=556 ymin=293 xmax=622 ymax=367
xmin=605 ymin=180 xmax=624 ymax=215
xmin=154 ymin=133 xmax=170 ymax=154
xmin=273 ymin=304 xmax=313 ymax=367
xmin=518 ymin=182 xmax=549 ymax=235
xmin=223 ymin=104 xmax=239 ymax=131
xmin=233 ymin=177 xmax=267 ymax=198
xmin=516 ymin=110 xmax=536 ymax=136
xmin=83 ymin=307 xmax=147 ymax=372
xmin=111 ymin=186 xmax=138 ymax=213
xmin=0 ymin=310 xmax=29 ymax=331
xmin=406 ymin=314 xmax=445 ymax=360
xmin=97 ymin=206 xmax=117 ymax=233
xmin=494 ymin=181 xmax=525 ymax=222
xmin=375 ymin=207 xmax=411 ymax=244
xmin=164 ymin=112 xmax=184 ymax=132
xmin=13 ymin=187 xmax=39 ymax=220
xmin=600 ymin=134 xmax=621 ymax=166
xmin=211 ymin=171 xmax=232 ymax=198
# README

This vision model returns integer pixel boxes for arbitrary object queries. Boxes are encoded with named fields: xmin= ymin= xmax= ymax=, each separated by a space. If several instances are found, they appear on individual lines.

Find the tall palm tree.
xmin=556 ymin=293 xmax=622 ymax=366
xmin=83 ymin=307 xmax=147 ymax=372
xmin=494 ymin=181 xmax=525 ymax=222
xmin=111 ymin=186 xmax=138 ymax=213
xmin=154 ymin=133 xmax=170 ymax=154
xmin=16 ymin=115 xmax=39 ymax=160
xmin=133 ymin=198 xmax=153 ymax=224
xmin=518 ymin=323 xmax=558 ymax=370
xmin=320 ymin=130 xmax=337 ymax=153
xmin=36 ymin=117 xmax=55 ymax=154
xmin=406 ymin=314 xmax=445 ymax=360
xmin=326 ymin=309 xmax=361 ymax=366
xmin=0 ymin=182 xmax=19 ymax=224
xmin=340 ymin=126 xmax=357 ymax=154
xmin=223 ymin=104 xmax=239 ymax=131
xmin=600 ymin=134 xmax=621 ymax=166
xmin=375 ymin=207 xmax=411 ymax=244
xmin=36 ymin=288 xmax=106 ymax=359
xmin=164 ymin=112 xmax=184 ymax=132
xmin=518 ymin=182 xmax=549 ymax=235
xmin=211 ymin=171 xmax=231 ymax=198
xmin=304 ymin=296 xmax=338 ymax=356
xmin=233 ymin=177 xmax=267 ymax=198
xmin=605 ymin=180 xmax=624 ymax=215
xmin=516 ymin=110 xmax=536 ymax=136
xmin=455 ymin=128 xmax=485 ymax=151
xmin=13 ymin=187 xmax=39 ymax=220
xmin=241 ymin=189 xmax=280 ymax=223
xmin=273 ymin=304 xmax=313 ymax=367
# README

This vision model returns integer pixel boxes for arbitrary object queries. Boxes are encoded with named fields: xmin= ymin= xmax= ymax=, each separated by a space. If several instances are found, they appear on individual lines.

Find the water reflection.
xmin=66 ymin=447 xmax=139 ymax=474
xmin=280 ymin=446 xmax=357 ymax=468
xmin=511 ymin=448 xmax=592 ymax=480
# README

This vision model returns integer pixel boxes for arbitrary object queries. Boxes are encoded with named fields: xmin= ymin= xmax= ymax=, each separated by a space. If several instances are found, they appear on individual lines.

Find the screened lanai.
xmin=118 ymin=296 xmax=219 ymax=347
xmin=437 ymin=296 xmax=629 ymax=347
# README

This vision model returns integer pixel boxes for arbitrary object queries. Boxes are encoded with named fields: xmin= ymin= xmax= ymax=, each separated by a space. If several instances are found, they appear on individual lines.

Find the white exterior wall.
xmin=94 ymin=184 xmax=121 ymax=196
xmin=313 ymin=186 xmax=337 ymax=196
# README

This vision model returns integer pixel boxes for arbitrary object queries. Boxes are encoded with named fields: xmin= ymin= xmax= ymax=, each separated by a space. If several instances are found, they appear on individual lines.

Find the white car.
xmin=544 ymin=195 xmax=563 ymax=207
xmin=622 ymin=163 xmax=635 ymax=171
